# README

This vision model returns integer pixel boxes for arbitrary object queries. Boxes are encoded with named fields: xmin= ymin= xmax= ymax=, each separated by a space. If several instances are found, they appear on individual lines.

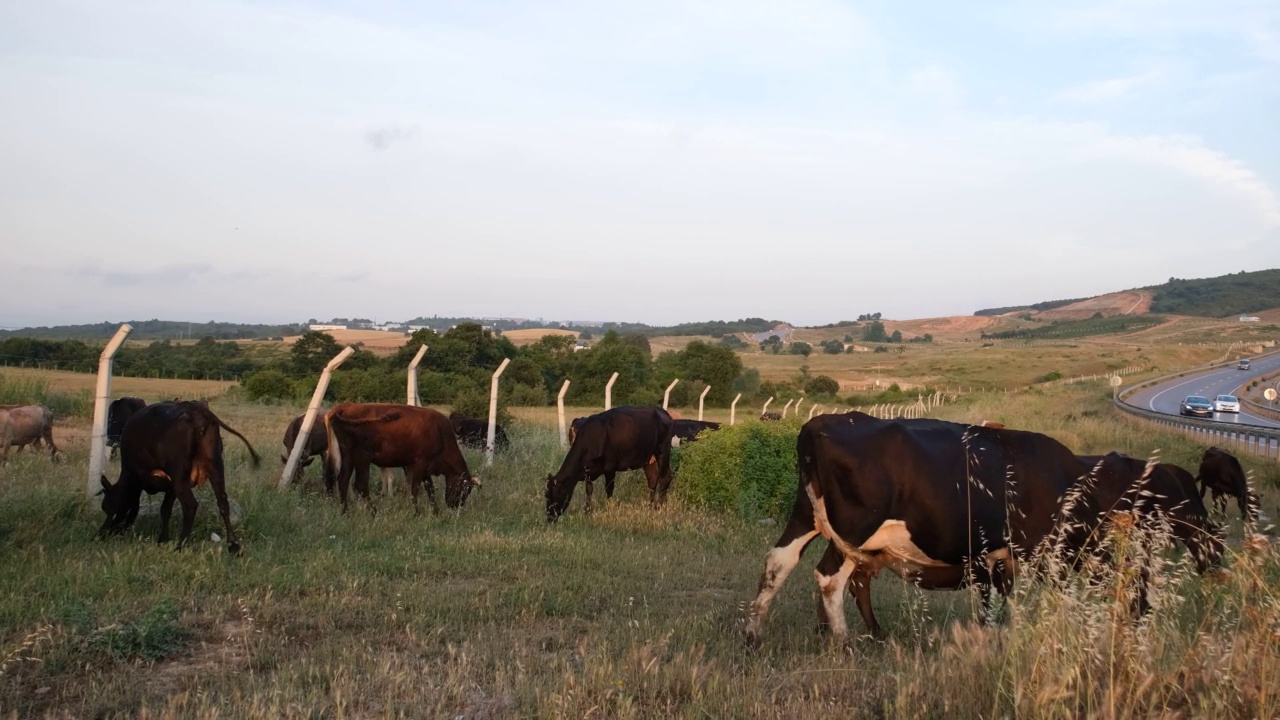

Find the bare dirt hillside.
xmin=1035 ymin=290 xmax=1152 ymax=321
xmin=281 ymin=329 xmax=409 ymax=353
xmin=792 ymin=315 xmax=1000 ymax=345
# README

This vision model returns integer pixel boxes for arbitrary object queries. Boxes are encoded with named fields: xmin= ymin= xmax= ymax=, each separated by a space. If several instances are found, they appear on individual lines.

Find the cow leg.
xmin=745 ymin=520 xmax=822 ymax=642
xmin=584 ymin=478 xmax=595 ymax=513
xmin=382 ymin=467 xmax=396 ymax=497
xmin=210 ymin=466 xmax=241 ymax=555
xmin=353 ymin=462 xmax=375 ymax=514
xmin=420 ymin=474 xmax=441 ymax=515
xmin=814 ymin=554 xmax=858 ymax=641
xmin=605 ymin=472 xmax=617 ymax=498
xmin=644 ymin=462 xmax=660 ymax=505
xmin=44 ymin=427 xmax=58 ymax=460
xmin=157 ymin=491 xmax=176 ymax=544
xmin=173 ymin=482 xmax=199 ymax=550
xmin=849 ymin=565 xmax=883 ymax=639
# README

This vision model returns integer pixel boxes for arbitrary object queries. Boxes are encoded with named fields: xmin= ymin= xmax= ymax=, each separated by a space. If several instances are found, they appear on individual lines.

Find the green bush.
xmin=452 ymin=388 xmax=513 ymax=426
xmin=805 ymin=375 xmax=840 ymax=396
xmin=676 ymin=418 xmax=803 ymax=522
xmin=242 ymin=369 xmax=294 ymax=401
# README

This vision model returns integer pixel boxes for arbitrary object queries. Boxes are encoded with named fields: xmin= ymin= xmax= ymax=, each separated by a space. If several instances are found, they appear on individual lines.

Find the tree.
xmin=291 ymin=331 xmax=342 ymax=374
xmin=890 ymin=329 xmax=903 ymax=343
xmin=621 ymin=333 xmax=651 ymax=356
xmin=805 ymin=375 xmax=840 ymax=396
xmin=719 ymin=335 xmax=747 ymax=350
xmin=861 ymin=322 xmax=888 ymax=343
xmin=820 ymin=339 xmax=844 ymax=354
xmin=790 ymin=342 xmax=812 ymax=357
xmin=760 ymin=335 xmax=783 ymax=354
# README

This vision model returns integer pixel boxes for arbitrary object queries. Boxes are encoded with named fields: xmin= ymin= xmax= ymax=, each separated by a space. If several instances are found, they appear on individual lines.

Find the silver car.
xmin=1213 ymin=394 xmax=1240 ymax=413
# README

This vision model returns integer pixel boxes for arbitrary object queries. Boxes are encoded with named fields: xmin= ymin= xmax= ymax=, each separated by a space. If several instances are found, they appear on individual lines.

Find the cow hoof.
xmin=228 ymin=543 xmax=242 ymax=556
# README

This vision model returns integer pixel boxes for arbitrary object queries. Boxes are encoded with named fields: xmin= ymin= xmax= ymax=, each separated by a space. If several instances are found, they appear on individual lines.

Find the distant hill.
xmin=1145 ymin=269 xmax=1280 ymax=317
xmin=973 ymin=298 xmax=1087 ymax=317
xmin=0 ymin=319 xmax=307 ymax=340
xmin=973 ymin=268 xmax=1280 ymax=320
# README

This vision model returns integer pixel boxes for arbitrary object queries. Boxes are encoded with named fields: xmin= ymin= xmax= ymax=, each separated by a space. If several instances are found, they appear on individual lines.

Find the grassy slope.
xmin=0 ymin=383 xmax=1278 ymax=717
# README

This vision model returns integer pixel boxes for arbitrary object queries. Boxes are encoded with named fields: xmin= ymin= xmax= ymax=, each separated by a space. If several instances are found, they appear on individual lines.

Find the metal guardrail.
xmin=1112 ymin=401 xmax=1280 ymax=461
xmin=1114 ymin=347 xmax=1280 ymax=462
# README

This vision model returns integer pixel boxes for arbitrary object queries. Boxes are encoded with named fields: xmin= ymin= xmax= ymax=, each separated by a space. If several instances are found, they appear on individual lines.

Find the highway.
xmin=1125 ymin=352 xmax=1280 ymax=429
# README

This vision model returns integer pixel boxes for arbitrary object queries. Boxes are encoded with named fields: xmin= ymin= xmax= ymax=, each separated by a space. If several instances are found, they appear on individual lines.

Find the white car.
xmin=1213 ymin=394 xmax=1240 ymax=413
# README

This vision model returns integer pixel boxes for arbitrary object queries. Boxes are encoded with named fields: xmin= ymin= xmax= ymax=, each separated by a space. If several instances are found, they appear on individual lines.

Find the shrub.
xmin=805 ymin=375 xmax=840 ymax=396
xmin=242 ymin=369 xmax=294 ymax=401
xmin=676 ymin=419 xmax=803 ymax=522
xmin=452 ymin=388 xmax=512 ymax=427
xmin=1036 ymin=371 xmax=1064 ymax=383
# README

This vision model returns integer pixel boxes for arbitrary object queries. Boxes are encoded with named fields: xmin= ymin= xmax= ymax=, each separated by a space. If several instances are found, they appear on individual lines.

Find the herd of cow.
xmin=2 ymin=394 xmax=1266 ymax=642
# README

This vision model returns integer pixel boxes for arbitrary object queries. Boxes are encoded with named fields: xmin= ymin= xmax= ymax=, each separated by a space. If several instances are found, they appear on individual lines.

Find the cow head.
xmin=545 ymin=472 xmax=572 ymax=522
xmin=444 ymin=472 xmax=478 ymax=509
xmin=95 ymin=475 xmax=129 ymax=538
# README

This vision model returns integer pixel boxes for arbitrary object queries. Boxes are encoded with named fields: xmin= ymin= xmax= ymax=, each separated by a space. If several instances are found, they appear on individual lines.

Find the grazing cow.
xmin=545 ymin=405 xmax=675 ymax=521
xmin=1196 ymin=447 xmax=1260 ymax=523
xmin=97 ymin=400 xmax=260 ymax=554
xmin=106 ymin=397 xmax=147 ymax=458
xmin=324 ymin=403 xmax=478 ymax=514
xmin=760 ymin=412 xmax=783 ymax=422
xmin=0 ymin=404 xmax=58 ymax=463
xmin=1064 ymin=453 xmax=1224 ymax=612
xmin=281 ymin=409 xmax=400 ymax=495
xmin=672 ymin=419 xmax=721 ymax=446
xmin=448 ymin=412 xmax=510 ymax=452
xmin=746 ymin=412 xmax=1084 ymax=642
xmin=281 ymin=409 xmax=330 ymax=474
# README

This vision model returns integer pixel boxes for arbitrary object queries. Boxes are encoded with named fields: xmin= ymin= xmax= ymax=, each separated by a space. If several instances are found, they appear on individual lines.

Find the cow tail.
xmin=325 ymin=409 xmax=342 ymax=482
xmin=210 ymin=413 xmax=261 ymax=468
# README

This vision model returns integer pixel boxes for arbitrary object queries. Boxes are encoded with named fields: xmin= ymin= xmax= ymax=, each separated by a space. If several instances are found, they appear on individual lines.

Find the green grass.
xmin=0 ymin=387 xmax=1278 ymax=717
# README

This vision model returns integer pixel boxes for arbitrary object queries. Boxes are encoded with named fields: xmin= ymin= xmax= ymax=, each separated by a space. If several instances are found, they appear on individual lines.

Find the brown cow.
xmin=0 ymin=404 xmax=58 ymax=463
xmin=324 ymin=403 xmax=479 ymax=514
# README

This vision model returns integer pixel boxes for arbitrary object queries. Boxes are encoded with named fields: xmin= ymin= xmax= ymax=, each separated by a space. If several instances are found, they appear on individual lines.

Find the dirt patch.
xmin=158 ymin=617 xmax=252 ymax=682
xmin=1035 ymin=290 xmax=1152 ymax=321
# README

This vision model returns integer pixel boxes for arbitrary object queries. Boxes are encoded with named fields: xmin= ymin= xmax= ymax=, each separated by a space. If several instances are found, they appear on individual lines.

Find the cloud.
xmin=1052 ymin=73 xmax=1153 ymax=103
xmin=364 ymin=124 xmax=419 ymax=151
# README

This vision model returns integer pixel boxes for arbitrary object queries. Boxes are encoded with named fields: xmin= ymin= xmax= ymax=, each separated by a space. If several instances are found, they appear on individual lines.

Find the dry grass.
xmin=500 ymin=328 xmax=579 ymax=346
xmin=0 ymin=367 xmax=234 ymax=401
xmin=1 ymin=361 xmax=1278 ymax=717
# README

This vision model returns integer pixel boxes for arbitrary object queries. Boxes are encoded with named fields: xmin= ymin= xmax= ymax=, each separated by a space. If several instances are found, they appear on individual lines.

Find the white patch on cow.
xmin=858 ymin=520 xmax=950 ymax=569
xmin=381 ymin=467 xmax=396 ymax=496
xmin=984 ymin=547 xmax=1017 ymax=580
xmin=671 ymin=437 xmax=681 ymax=448
xmin=814 ymin=556 xmax=857 ymax=639
xmin=746 ymin=529 xmax=820 ymax=638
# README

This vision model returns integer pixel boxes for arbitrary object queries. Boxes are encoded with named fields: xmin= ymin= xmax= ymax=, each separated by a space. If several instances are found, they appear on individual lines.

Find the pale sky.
xmin=2 ymin=0 xmax=1278 ymax=327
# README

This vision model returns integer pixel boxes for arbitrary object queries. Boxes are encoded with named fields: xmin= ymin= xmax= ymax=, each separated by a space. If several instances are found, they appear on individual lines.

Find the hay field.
xmin=499 ymin=328 xmax=579 ymax=346
xmin=0 ymin=367 xmax=234 ymax=401
xmin=1 ymin=382 xmax=1278 ymax=717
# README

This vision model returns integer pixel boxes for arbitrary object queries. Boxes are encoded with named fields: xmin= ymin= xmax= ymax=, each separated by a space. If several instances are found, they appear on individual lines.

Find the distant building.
xmin=573 ymin=341 xmax=591 ymax=352
xmin=1240 ymin=314 xmax=1260 ymax=322
xmin=849 ymin=344 xmax=871 ymax=353
xmin=308 ymin=324 xmax=347 ymax=331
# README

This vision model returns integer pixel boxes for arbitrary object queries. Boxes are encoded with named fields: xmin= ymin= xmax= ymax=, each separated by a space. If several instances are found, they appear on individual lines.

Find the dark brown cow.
xmin=672 ymin=419 xmax=721 ymax=445
xmin=546 ymin=406 xmax=675 ymax=521
xmin=97 ymin=400 xmax=260 ymax=554
xmin=281 ymin=410 xmax=330 ymax=475
xmin=760 ymin=412 xmax=783 ymax=422
xmin=106 ymin=396 xmax=147 ymax=459
xmin=449 ymin=412 xmax=510 ymax=451
xmin=1196 ymin=447 xmax=1261 ymax=523
xmin=324 ymin=403 xmax=479 ymax=514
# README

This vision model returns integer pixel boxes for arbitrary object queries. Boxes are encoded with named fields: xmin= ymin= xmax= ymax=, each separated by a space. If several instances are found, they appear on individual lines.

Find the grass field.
xmin=1 ymin=380 xmax=1278 ymax=717
xmin=0 ymin=367 xmax=234 ymax=403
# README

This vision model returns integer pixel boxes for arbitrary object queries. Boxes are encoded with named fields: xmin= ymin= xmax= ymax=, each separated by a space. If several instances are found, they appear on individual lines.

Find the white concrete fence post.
xmin=794 ymin=397 xmax=805 ymax=417
xmin=557 ymin=379 xmax=571 ymax=449
xmin=86 ymin=324 xmax=133 ymax=500
xmin=698 ymin=386 xmax=711 ymax=421
xmin=281 ymin=346 xmax=355 ymax=490
xmin=486 ymin=358 xmax=511 ymax=466
xmin=782 ymin=399 xmax=795 ymax=418
xmin=807 ymin=404 xmax=818 ymax=419
xmin=663 ymin=379 xmax=679 ymax=410
xmin=605 ymin=372 xmax=619 ymax=410
xmin=761 ymin=396 xmax=774 ymax=417
xmin=730 ymin=393 xmax=742 ymax=425
xmin=406 ymin=344 xmax=428 ymax=406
